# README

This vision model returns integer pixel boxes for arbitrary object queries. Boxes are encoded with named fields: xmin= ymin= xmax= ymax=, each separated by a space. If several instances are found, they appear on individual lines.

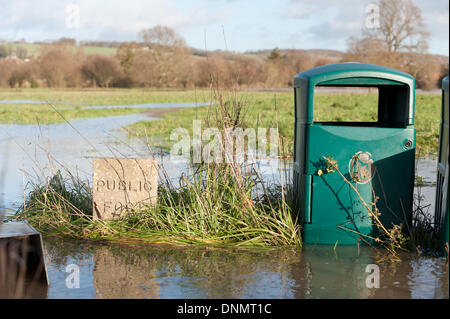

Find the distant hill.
xmin=0 ymin=39 xmax=447 ymax=90
xmin=2 ymin=40 xmax=446 ymax=70
xmin=245 ymin=48 xmax=344 ymax=58
xmin=190 ymin=47 xmax=345 ymax=65
xmin=0 ymin=42 xmax=118 ymax=59
xmin=1 ymin=41 xmax=348 ymax=66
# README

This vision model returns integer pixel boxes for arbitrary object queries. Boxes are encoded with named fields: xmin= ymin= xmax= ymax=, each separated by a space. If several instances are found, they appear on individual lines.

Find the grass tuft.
xmin=13 ymin=163 xmax=301 ymax=247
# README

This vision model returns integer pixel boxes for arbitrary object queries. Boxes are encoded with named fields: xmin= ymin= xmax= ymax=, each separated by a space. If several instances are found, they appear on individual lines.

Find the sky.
xmin=0 ymin=0 xmax=448 ymax=55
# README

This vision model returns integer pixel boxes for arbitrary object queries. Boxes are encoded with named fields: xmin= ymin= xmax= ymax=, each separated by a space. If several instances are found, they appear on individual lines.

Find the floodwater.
xmin=0 ymin=103 xmax=448 ymax=299
xmin=29 ymin=238 xmax=448 ymax=299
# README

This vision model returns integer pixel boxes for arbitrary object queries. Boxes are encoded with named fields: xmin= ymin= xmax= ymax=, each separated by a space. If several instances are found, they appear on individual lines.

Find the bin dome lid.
xmin=442 ymin=75 xmax=449 ymax=91
xmin=294 ymin=62 xmax=414 ymax=88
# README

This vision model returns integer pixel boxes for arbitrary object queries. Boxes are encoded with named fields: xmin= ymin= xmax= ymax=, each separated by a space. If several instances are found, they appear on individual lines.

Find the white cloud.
xmin=283 ymin=0 xmax=368 ymax=50
xmin=417 ymin=0 xmax=449 ymax=38
xmin=283 ymin=2 xmax=317 ymax=19
xmin=0 ymin=0 xmax=447 ymax=54
xmin=0 ymin=0 xmax=233 ymax=42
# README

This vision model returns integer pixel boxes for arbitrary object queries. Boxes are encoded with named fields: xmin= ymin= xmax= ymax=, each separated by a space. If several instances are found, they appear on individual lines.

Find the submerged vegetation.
xmin=13 ymin=162 xmax=300 ymax=247
xmin=12 ymin=152 xmax=438 ymax=255
xmin=12 ymin=87 xmax=301 ymax=247
xmin=0 ymin=103 xmax=149 ymax=124
xmin=128 ymin=91 xmax=441 ymax=158
xmin=2 ymin=82 xmax=442 ymax=253
xmin=0 ymin=88 xmax=441 ymax=157
xmin=0 ymin=88 xmax=209 ymax=124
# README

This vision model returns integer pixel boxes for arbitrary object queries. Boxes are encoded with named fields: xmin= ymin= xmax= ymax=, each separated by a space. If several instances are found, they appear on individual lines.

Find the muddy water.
xmin=0 ymin=107 xmax=448 ymax=299
xmin=21 ymin=238 xmax=447 ymax=299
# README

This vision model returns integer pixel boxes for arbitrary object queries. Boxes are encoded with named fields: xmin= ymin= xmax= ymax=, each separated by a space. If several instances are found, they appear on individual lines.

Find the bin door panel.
xmin=303 ymin=125 xmax=415 ymax=245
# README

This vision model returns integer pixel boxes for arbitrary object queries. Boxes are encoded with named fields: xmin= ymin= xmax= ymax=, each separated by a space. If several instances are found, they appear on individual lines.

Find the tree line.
xmin=0 ymin=0 xmax=447 ymax=90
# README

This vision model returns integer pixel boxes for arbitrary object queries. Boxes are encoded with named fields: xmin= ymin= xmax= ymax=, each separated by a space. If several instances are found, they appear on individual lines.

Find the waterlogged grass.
xmin=0 ymin=88 xmax=211 ymax=124
xmin=12 ymin=165 xmax=301 ymax=247
xmin=6 ymin=88 xmax=302 ymax=247
xmin=128 ymin=91 xmax=441 ymax=158
xmin=7 ymin=88 xmax=440 ymax=249
xmin=0 ymin=88 xmax=208 ymax=105
xmin=0 ymin=103 xmax=151 ymax=124
xmin=0 ymin=88 xmax=441 ymax=156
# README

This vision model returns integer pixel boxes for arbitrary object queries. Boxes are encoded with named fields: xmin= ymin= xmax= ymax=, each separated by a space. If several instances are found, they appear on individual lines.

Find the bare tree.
xmin=139 ymin=25 xmax=186 ymax=51
xmin=343 ymin=36 xmax=399 ymax=67
xmin=341 ymin=0 xmax=440 ymax=89
xmin=138 ymin=25 xmax=190 ymax=87
xmin=128 ymin=50 xmax=158 ymax=87
xmin=81 ymin=55 xmax=123 ymax=88
xmin=38 ymin=45 xmax=82 ymax=87
xmin=365 ymin=0 xmax=429 ymax=53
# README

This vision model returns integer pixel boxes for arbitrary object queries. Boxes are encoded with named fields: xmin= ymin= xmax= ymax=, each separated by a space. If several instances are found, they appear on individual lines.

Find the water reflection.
xmin=289 ymin=246 xmax=375 ymax=298
xmin=40 ymin=238 xmax=448 ymax=299
xmin=93 ymin=246 xmax=160 ymax=299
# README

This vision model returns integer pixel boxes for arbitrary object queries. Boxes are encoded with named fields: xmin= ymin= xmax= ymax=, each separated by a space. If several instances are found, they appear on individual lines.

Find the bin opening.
xmin=313 ymin=84 xmax=411 ymax=128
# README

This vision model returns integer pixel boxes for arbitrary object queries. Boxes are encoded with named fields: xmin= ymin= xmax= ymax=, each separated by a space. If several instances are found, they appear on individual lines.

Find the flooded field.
xmin=0 ymin=103 xmax=448 ymax=299
xmin=24 ymin=238 xmax=446 ymax=299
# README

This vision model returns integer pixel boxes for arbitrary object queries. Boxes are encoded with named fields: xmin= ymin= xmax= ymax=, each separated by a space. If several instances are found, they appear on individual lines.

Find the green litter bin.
xmin=435 ymin=75 xmax=449 ymax=256
xmin=293 ymin=63 xmax=415 ymax=245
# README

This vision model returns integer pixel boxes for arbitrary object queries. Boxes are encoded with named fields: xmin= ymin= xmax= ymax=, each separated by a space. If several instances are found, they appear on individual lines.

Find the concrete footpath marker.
xmin=93 ymin=158 xmax=158 ymax=220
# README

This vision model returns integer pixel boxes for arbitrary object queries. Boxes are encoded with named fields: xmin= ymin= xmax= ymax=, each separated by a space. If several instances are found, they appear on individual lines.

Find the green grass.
xmin=0 ymin=88 xmax=441 ymax=157
xmin=0 ymin=103 xmax=149 ymax=124
xmin=2 ymin=43 xmax=43 ymax=57
xmin=78 ymin=46 xmax=117 ymax=56
xmin=0 ymin=88 xmax=210 ymax=124
xmin=128 ymin=91 xmax=441 ymax=158
xmin=414 ymin=94 xmax=442 ymax=157
xmin=0 ymin=88 xmax=206 ymax=105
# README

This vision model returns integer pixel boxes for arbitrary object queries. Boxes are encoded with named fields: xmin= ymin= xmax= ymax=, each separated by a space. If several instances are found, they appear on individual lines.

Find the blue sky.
xmin=0 ymin=0 xmax=448 ymax=55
